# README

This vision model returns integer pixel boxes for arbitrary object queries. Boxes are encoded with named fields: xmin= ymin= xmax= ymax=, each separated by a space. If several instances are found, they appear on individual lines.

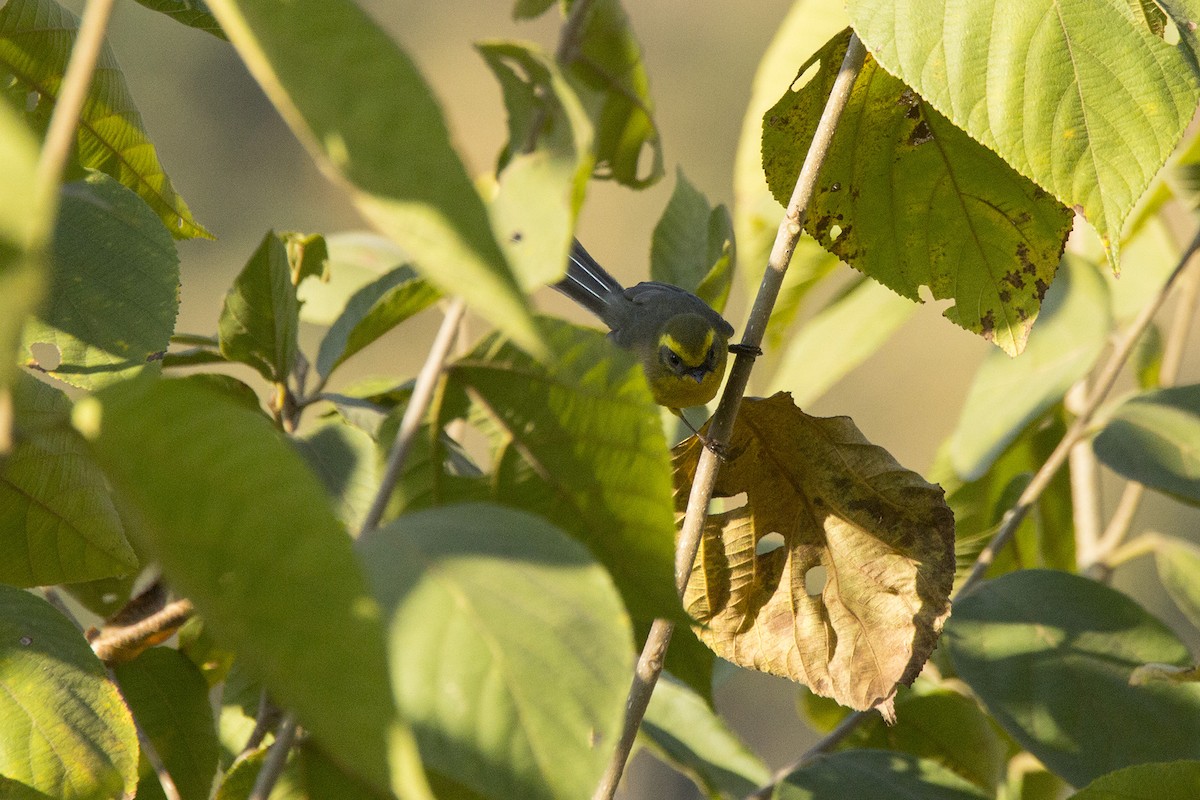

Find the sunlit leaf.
xmin=675 ymin=393 xmax=955 ymax=718
xmin=1071 ymin=761 xmax=1200 ymax=800
xmin=651 ymin=167 xmax=734 ymax=314
xmin=22 ymin=172 xmax=179 ymax=390
xmin=1093 ymin=383 xmax=1200 ymax=505
xmin=297 ymin=231 xmax=410 ymax=326
xmin=0 ymin=372 xmax=135 ymax=586
xmin=1154 ymin=535 xmax=1200 ymax=630
xmin=359 ymin=504 xmax=633 ymax=800
xmin=132 ymin=0 xmax=225 ymax=39
xmin=0 ymin=585 xmax=139 ymax=799
xmin=846 ymin=0 xmax=1200 ymax=270
xmin=204 ymin=0 xmax=541 ymax=355
xmin=0 ymin=0 xmax=210 ymax=238
xmin=946 ymin=570 xmax=1200 ymax=786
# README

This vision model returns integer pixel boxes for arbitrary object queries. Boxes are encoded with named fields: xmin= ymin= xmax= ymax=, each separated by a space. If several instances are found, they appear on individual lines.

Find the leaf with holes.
xmin=763 ymin=29 xmax=1073 ymax=355
xmin=0 ymin=0 xmax=210 ymax=238
xmin=673 ymin=392 xmax=956 ymax=718
xmin=847 ymin=0 xmax=1200 ymax=270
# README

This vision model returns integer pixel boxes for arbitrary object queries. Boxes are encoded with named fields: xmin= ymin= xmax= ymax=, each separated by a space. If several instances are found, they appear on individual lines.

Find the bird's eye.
xmin=706 ymin=346 xmax=716 ymax=364
xmin=668 ymin=352 xmax=682 ymax=368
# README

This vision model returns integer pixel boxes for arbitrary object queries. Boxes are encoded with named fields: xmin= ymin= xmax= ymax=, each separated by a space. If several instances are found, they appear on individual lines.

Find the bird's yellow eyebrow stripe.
xmin=660 ymin=329 xmax=715 ymax=364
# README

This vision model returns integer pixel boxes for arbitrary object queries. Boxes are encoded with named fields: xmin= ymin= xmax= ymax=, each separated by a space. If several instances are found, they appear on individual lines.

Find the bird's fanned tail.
xmin=553 ymin=239 xmax=625 ymax=319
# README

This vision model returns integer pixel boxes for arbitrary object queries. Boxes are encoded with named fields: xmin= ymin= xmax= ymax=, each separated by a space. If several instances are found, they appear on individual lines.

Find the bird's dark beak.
xmin=686 ymin=367 xmax=707 ymax=383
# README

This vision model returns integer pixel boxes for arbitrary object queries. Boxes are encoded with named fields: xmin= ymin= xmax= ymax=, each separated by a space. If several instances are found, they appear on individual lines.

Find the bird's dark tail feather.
xmin=553 ymin=239 xmax=625 ymax=319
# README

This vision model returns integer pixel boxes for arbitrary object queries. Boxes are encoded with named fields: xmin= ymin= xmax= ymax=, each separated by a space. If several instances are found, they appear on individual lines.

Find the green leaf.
xmin=944 ymin=569 xmax=1200 ymax=786
xmin=358 ymin=503 xmax=633 ymax=800
xmin=132 ymin=0 xmax=225 ymax=39
xmin=775 ymin=750 xmax=989 ymax=800
xmin=763 ymin=29 xmax=1073 ymax=356
xmin=1155 ymin=536 xmax=1200 ymax=631
xmin=444 ymin=319 xmax=680 ymax=636
xmin=733 ymin=0 xmax=849 ymax=294
xmin=846 ymin=0 xmax=1200 ymax=270
xmin=22 ymin=172 xmax=180 ymax=390
xmin=0 ymin=372 xmax=136 ymax=586
xmin=1132 ymin=323 xmax=1165 ymax=390
xmin=0 ymin=0 xmax=210 ymax=238
xmin=759 ymin=236 xmax=841 ymax=352
xmin=87 ymin=378 xmax=431 ymax=799
xmin=0 ymin=585 xmax=138 ymax=799
xmin=844 ymin=679 xmax=1005 ymax=792
xmin=1071 ymin=761 xmax=1200 ymax=800
xmin=315 ymin=263 xmax=438 ymax=380
xmin=113 ymin=648 xmax=219 ymax=800
xmin=203 ymin=0 xmax=541 ymax=355
xmin=297 ymin=231 xmax=409 ymax=326
xmin=766 ymin=276 xmax=916 ymax=406
xmin=948 ymin=255 xmax=1111 ymax=481
xmin=512 ymin=0 xmax=554 ymax=20
xmin=567 ymin=0 xmax=663 ymax=188
xmin=640 ymin=673 xmax=771 ymax=798
xmin=218 ymin=231 xmax=323 ymax=383
xmin=0 ymin=91 xmax=45 ymax=394
xmin=480 ymin=40 xmax=594 ymax=291
xmin=294 ymin=419 xmax=378 ymax=532
xmin=651 ymin=167 xmax=734 ymax=314
xmin=1093 ymin=383 xmax=1200 ymax=505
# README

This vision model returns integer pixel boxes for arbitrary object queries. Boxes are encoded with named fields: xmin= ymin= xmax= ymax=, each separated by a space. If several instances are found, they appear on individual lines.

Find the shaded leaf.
xmin=480 ymin=40 xmax=593 ymax=291
xmin=766 ymin=276 xmax=916 ymax=405
xmin=22 ymin=172 xmax=180 ymax=390
xmin=1071 ymin=761 xmax=1200 ymax=800
xmin=294 ymin=418 xmax=378 ymax=532
xmin=0 ymin=372 xmax=135 ymax=586
xmin=113 ymin=648 xmax=219 ymax=800
xmin=775 ymin=750 xmax=989 ymax=800
xmin=945 ymin=570 xmax=1200 ymax=786
xmin=219 ymin=231 xmax=325 ymax=383
xmin=847 ymin=0 xmax=1200 ymax=270
xmin=948 ymin=255 xmax=1110 ymax=481
xmin=566 ymin=0 xmax=663 ymax=188
xmin=132 ymin=0 xmax=225 ymax=39
xmin=86 ymin=378 xmax=431 ymax=799
xmin=297 ymin=231 xmax=409 ymax=326
xmin=651 ymin=167 xmax=734 ymax=314
xmin=0 ymin=0 xmax=210 ymax=238
xmin=512 ymin=0 xmax=554 ymax=20
xmin=0 ymin=585 xmax=138 ymax=799
xmin=1155 ymin=535 xmax=1200 ymax=631
xmin=763 ymin=29 xmax=1073 ymax=355
xmin=1093 ymin=383 xmax=1200 ymax=505
xmin=359 ymin=503 xmax=633 ymax=800
xmin=204 ymin=0 xmax=540 ymax=354
xmin=640 ymin=673 xmax=771 ymax=798
xmin=675 ymin=392 xmax=955 ymax=717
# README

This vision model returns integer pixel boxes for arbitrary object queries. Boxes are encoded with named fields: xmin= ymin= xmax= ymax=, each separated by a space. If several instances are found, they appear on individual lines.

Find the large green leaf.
xmin=1155 ymin=536 xmax=1200 ymax=631
xmin=0 ymin=0 xmax=210 ymax=239
xmin=1070 ymin=761 xmax=1200 ymax=799
xmin=294 ymin=418 xmax=378 ymax=533
xmin=1093 ymin=383 xmax=1200 ymax=505
xmin=0 ymin=372 xmax=135 ymax=586
xmin=203 ymin=0 xmax=541 ymax=355
xmin=651 ymin=167 xmax=734 ymax=314
xmin=640 ymin=673 xmax=771 ymax=798
xmin=766 ymin=276 xmax=916 ymax=405
xmin=218 ymin=231 xmax=325 ymax=384
xmin=846 ymin=0 xmax=1200 ymax=270
xmin=113 ymin=648 xmax=219 ymax=800
xmin=358 ymin=504 xmax=633 ymax=800
xmin=21 ymin=172 xmax=179 ymax=390
xmin=948 ymin=255 xmax=1110 ymax=481
xmin=945 ymin=570 xmax=1200 ymax=786
xmin=86 ymin=378 xmax=431 ymax=799
xmin=775 ymin=750 xmax=989 ymax=800
xmin=0 ymin=91 xmax=45 ymax=393
xmin=566 ymin=0 xmax=663 ymax=188
xmin=763 ymin=28 xmax=1074 ymax=356
xmin=480 ymin=40 xmax=593 ymax=291
xmin=0 ymin=585 xmax=139 ymax=800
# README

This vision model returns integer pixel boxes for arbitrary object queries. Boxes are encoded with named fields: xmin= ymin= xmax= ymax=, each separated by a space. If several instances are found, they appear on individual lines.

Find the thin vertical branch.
xmin=593 ymin=34 xmax=869 ymax=800
xmin=248 ymin=712 xmax=298 ymax=800
xmin=358 ymin=299 xmax=467 ymax=536
xmin=1066 ymin=380 xmax=1103 ymax=568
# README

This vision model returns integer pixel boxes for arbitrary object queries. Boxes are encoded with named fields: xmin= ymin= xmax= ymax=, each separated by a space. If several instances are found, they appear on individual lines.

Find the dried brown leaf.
xmin=673 ymin=393 xmax=955 ymax=718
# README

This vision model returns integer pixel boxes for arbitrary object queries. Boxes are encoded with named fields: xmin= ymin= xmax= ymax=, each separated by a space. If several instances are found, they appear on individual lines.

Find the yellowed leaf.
xmin=674 ymin=393 xmax=955 ymax=718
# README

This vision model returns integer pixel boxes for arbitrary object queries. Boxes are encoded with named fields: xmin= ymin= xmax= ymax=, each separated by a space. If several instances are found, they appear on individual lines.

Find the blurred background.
xmin=55 ymin=0 xmax=1200 ymax=795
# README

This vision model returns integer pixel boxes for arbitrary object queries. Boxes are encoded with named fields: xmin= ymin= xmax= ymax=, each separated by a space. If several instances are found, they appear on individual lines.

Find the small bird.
xmin=554 ymin=239 xmax=735 ymax=437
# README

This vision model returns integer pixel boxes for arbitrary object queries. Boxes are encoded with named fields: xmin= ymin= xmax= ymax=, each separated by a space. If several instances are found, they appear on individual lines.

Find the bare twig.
xmin=241 ymin=690 xmax=280 ymax=756
xmin=138 ymin=725 xmax=185 ymax=800
xmin=1066 ymin=380 xmax=1103 ymax=567
xmin=249 ymin=712 xmax=298 ymax=800
xmin=358 ymin=299 xmax=467 ymax=536
xmin=592 ymin=34 xmax=869 ymax=800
